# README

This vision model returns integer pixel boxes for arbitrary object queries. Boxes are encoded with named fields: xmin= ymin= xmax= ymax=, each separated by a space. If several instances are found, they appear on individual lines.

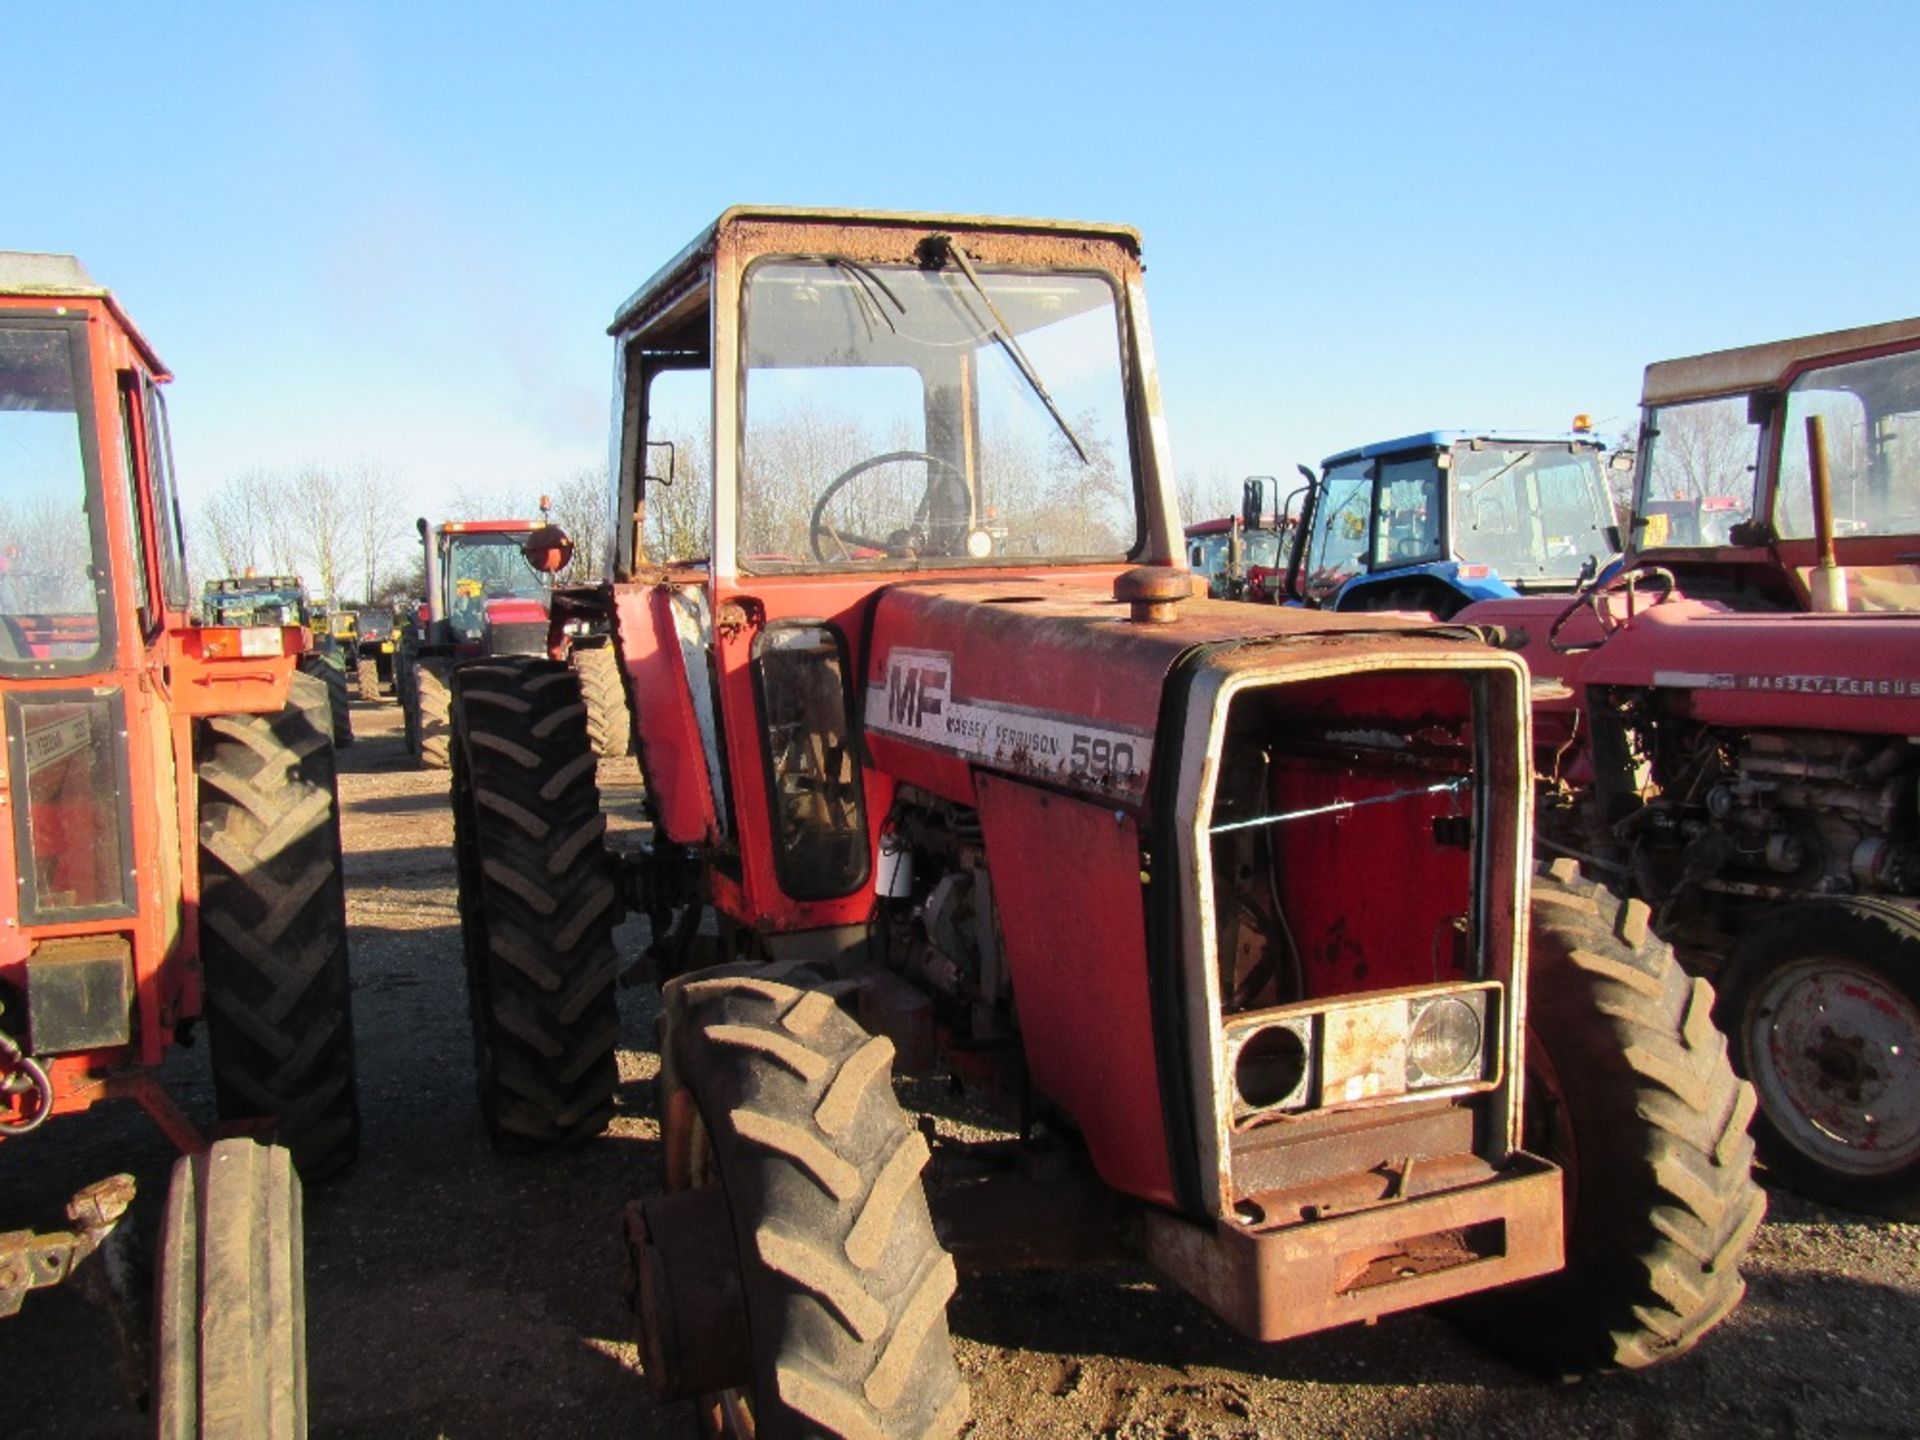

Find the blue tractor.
xmin=1284 ymin=427 xmax=1624 ymax=618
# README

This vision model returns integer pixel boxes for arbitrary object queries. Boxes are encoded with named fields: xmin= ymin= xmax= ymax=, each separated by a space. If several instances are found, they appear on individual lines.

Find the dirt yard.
xmin=4 ymin=698 xmax=1918 ymax=1438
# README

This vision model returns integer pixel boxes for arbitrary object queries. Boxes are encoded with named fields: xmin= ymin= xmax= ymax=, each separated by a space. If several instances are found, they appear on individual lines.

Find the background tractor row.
xmin=1 ymin=253 xmax=358 ymax=1433
xmin=444 ymin=208 xmax=1761 ymax=1439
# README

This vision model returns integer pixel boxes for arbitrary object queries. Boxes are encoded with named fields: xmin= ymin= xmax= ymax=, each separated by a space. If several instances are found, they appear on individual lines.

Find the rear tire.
xmin=573 ymin=643 xmax=633 ymax=760
xmin=1452 ymin=860 xmax=1763 ymax=1375
xmin=196 ymin=673 xmax=360 ymax=1181
xmin=451 ymin=657 xmax=620 ymax=1149
xmin=659 ymin=966 xmax=969 ymax=1439
xmin=1717 ymin=899 xmax=1920 ymax=1219
xmin=153 ymin=1139 xmax=306 ymax=1440
xmin=296 ymin=653 xmax=352 ymax=749
xmin=415 ymin=657 xmax=453 ymax=769
xmin=355 ymin=659 xmax=383 ymax=703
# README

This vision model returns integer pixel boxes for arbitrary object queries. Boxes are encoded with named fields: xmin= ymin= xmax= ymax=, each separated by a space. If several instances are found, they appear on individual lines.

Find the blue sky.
xmin=11 ymin=1 xmax=1917 ymax=526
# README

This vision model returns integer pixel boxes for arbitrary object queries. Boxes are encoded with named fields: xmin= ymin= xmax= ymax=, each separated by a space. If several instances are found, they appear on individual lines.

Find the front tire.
xmin=573 ymin=643 xmax=633 ymax=760
xmin=451 ymin=657 xmax=620 ymax=1149
xmin=196 ymin=673 xmax=360 ymax=1180
xmin=414 ymin=657 xmax=453 ymax=769
xmin=1453 ymin=860 xmax=1763 ymax=1375
xmin=1717 ymin=899 xmax=1920 ymax=1219
xmin=296 ymin=653 xmax=352 ymax=749
xmin=659 ymin=967 xmax=968 ymax=1439
xmin=153 ymin=1139 xmax=307 ymax=1440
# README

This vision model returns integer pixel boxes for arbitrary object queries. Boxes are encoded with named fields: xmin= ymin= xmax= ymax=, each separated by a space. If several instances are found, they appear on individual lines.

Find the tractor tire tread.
xmin=153 ymin=1139 xmax=307 ymax=1440
xmin=195 ymin=675 xmax=360 ymax=1181
xmin=1452 ymin=862 xmax=1761 ymax=1376
xmin=415 ymin=658 xmax=453 ymax=770
xmin=669 ymin=969 xmax=967 ymax=1440
xmin=573 ymin=643 xmax=633 ymax=759
xmin=452 ymin=657 xmax=619 ymax=1151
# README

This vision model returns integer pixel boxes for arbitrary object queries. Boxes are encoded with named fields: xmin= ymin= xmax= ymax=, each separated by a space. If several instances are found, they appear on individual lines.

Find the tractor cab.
xmin=1618 ymin=318 xmax=1920 ymax=612
xmin=1286 ymin=427 xmax=1621 ymax=618
xmin=433 ymin=520 xmax=551 ymax=648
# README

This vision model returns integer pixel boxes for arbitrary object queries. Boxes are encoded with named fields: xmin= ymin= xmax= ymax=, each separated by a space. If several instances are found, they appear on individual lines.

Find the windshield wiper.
xmin=1471 ymin=449 xmax=1534 ymax=497
xmin=929 ymin=235 xmax=1091 ymax=466
xmin=826 ymin=257 xmax=904 ymax=340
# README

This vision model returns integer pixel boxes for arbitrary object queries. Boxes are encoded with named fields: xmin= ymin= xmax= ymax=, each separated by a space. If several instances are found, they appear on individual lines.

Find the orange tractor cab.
xmin=0 ymin=253 xmax=356 ymax=1431
xmin=1457 ymin=316 xmax=1920 ymax=1217
xmin=447 ymin=209 xmax=1759 ymax=1435
xmin=397 ymin=516 xmax=628 ymax=766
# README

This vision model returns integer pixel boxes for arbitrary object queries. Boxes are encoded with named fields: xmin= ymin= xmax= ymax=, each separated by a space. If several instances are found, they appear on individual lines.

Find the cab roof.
xmin=440 ymin=519 xmax=538 ymax=534
xmin=0 ymin=250 xmax=169 ymax=377
xmin=1320 ymin=429 xmax=1603 ymax=468
xmin=1641 ymin=315 xmax=1920 ymax=407
xmin=610 ymin=205 xmax=1143 ymax=336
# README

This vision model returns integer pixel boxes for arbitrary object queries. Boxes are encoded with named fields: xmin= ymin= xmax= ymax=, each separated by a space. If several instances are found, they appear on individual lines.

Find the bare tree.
xmin=288 ymin=464 xmax=353 ymax=605
xmin=548 ymin=465 xmax=609 ymax=581
xmin=199 ymin=472 xmax=272 ymax=578
xmin=645 ymin=430 xmax=712 ymax=563
xmin=351 ymin=463 xmax=404 ymax=605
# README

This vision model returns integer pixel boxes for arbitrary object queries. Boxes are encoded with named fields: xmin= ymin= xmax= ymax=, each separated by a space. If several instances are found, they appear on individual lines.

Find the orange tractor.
xmin=0 ymin=253 xmax=357 ymax=1432
xmin=448 ymin=210 xmax=1760 ymax=1436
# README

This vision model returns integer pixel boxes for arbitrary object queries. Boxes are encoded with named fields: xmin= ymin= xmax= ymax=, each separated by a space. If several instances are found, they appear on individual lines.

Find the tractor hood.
xmin=861 ymin=574 xmax=1493 ymax=808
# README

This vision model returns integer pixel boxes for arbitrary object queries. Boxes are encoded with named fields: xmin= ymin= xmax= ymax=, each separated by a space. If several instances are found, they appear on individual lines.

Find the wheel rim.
xmin=1743 ymin=955 xmax=1920 ymax=1176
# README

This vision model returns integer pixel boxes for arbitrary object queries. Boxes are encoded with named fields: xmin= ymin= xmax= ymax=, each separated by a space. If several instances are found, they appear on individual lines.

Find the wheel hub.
xmin=1749 ymin=957 xmax=1920 ymax=1175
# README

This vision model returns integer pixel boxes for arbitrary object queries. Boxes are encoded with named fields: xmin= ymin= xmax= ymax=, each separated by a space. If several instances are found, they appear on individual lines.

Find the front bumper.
xmin=1143 ymin=1152 xmax=1562 ymax=1341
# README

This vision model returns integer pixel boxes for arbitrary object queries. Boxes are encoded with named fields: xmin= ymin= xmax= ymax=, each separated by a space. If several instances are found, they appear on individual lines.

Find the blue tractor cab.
xmin=1284 ymin=427 xmax=1623 ymax=618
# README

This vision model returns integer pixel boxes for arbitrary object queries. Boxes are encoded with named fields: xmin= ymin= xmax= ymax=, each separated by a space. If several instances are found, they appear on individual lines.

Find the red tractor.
xmin=1457 ymin=316 xmax=1920 ymax=1217
xmin=0 ymin=253 xmax=357 ymax=1430
xmin=397 ymin=515 xmax=630 ymax=767
xmin=448 ymin=209 xmax=1760 ymax=1436
xmin=1184 ymin=476 xmax=1300 ymax=601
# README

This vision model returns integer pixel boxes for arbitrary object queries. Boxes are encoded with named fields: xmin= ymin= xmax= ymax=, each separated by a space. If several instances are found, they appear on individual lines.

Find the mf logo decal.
xmin=886 ymin=649 xmax=950 ymax=727
xmin=866 ymin=647 xmax=1149 ymax=797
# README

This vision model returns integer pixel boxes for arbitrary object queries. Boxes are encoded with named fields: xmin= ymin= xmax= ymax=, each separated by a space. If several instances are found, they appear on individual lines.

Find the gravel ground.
xmin=3 ymin=698 xmax=1918 ymax=1438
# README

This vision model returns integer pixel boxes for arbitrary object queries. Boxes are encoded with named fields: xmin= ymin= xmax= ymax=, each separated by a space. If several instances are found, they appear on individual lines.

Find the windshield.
xmin=1636 ymin=396 xmax=1762 ymax=547
xmin=0 ymin=323 xmax=109 ymax=672
xmin=1775 ymin=350 xmax=1920 ymax=542
xmin=1448 ymin=442 xmax=1615 ymax=579
xmin=738 ymin=259 xmax=1137 ymax=572
xmin=444 ymin=531 xmax=547 ymax=640
xmin=1303 ymin=458 xmax=1372 ymax=601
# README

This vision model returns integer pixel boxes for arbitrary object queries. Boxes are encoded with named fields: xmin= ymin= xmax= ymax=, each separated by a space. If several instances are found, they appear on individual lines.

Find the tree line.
xmin=194 ymin=463 xmax=611 ymax=610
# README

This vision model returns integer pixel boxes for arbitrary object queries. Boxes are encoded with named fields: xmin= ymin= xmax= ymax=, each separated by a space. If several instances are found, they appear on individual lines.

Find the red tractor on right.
xmin=1459 ymin=315 xmax=1920 ymax=1217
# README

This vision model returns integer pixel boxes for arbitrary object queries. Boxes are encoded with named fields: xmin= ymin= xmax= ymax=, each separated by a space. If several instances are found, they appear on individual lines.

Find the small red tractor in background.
xmin=396 ymin=514 xmax=629 ymax=767
xmin=0 ymin=253 xmax=357 ymax=1431
xmin=1457 ymin=316 xmax=1920 ymax=1217
xmin=448 ymin=209 xmax=1760 ymax=1437
xmin=1184 ymin=475 xmax=1299 ymax=601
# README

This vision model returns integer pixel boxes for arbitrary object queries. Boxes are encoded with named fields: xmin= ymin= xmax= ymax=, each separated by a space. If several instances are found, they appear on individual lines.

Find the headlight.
xmin=1408 ymin=996 xmax=1484 ymax=1084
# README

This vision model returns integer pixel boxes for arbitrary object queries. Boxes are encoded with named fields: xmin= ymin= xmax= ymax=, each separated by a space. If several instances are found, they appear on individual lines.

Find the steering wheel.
xmin=1547 ymin=565 xmax=1678 ymax=654
xmin=809 ymin=451 xmax=968 ymax=563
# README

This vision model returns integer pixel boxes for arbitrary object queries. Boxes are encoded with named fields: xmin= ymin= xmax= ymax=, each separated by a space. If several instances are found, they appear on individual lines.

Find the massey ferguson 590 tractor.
xmin=0 ymin=253 xmax=357 ymax=1433
xmin=446 ymin=209 xmax=1760 ymax=1437
xmin=397 ymin=515 xmax=630 ymax=766
xmin=1457 ymin=316 xmax=1920 ymax=1217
